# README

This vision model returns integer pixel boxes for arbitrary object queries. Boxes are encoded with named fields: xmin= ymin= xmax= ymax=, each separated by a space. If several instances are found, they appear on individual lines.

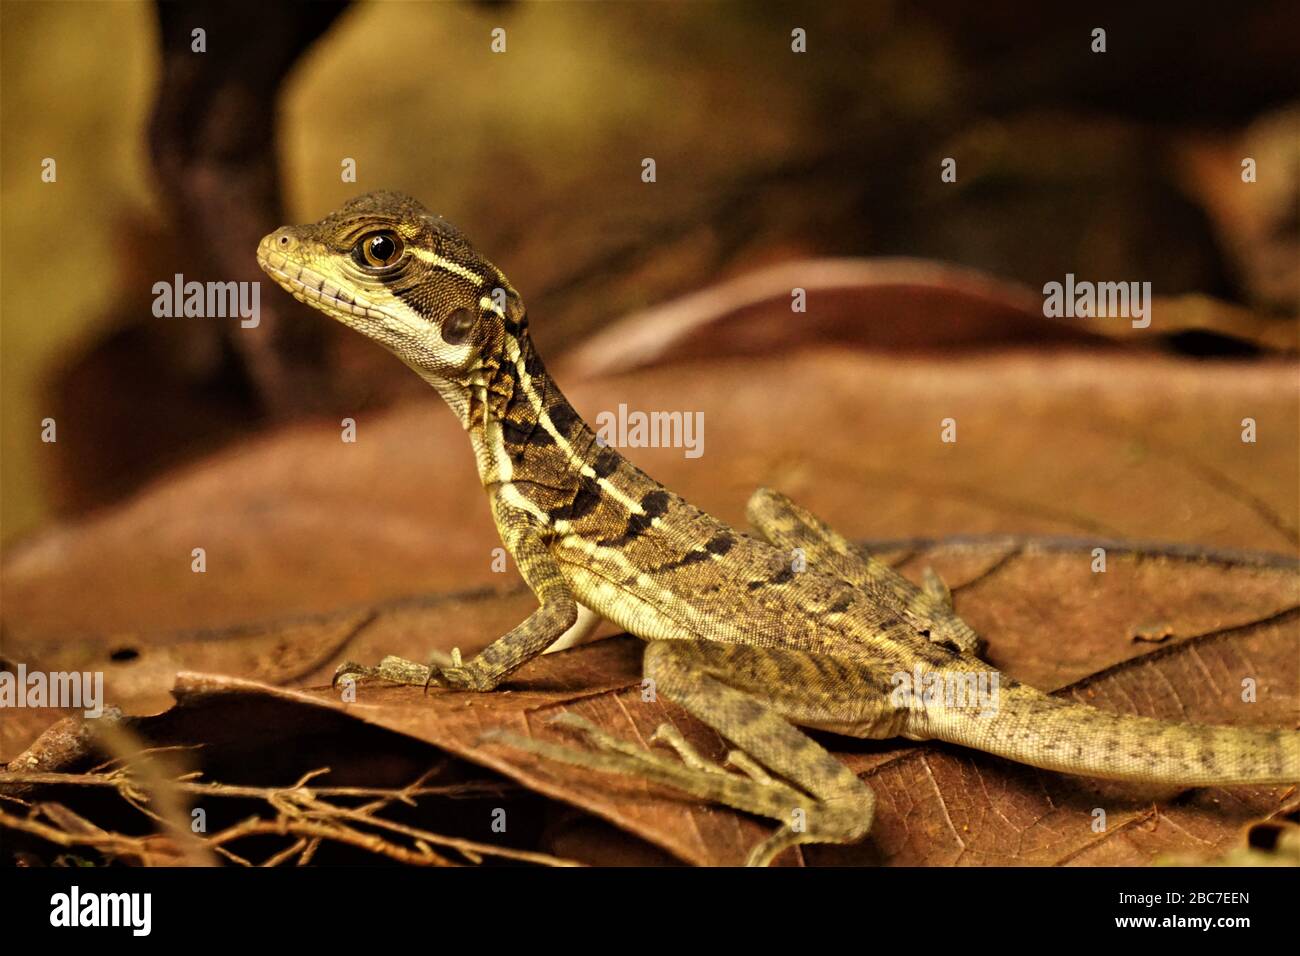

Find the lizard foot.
xmin=332 ymin=655 xmax=432 ymax=688
xmin=330 ymin=650 xmax=494 ymax=693
xmin=649 ymin=722 xmax=774 ymax=784
xmin=483 ymin=712 xmax=827 ymax=865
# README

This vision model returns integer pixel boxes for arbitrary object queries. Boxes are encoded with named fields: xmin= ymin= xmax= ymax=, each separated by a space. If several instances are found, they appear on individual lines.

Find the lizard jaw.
xmin=256 ymin=239 xmax=383 ymax=332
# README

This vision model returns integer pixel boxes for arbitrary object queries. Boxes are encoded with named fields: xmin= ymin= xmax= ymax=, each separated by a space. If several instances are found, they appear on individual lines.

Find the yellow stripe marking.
xmin=502 ymin=336 xmax=650 ymax=519
xmin=410 ymin=248 xmax=484 ymax=285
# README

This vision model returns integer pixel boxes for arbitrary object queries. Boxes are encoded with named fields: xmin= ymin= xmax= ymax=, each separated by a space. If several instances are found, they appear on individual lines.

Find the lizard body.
xmin=258 ymin=192 xmax=1299 ymax=865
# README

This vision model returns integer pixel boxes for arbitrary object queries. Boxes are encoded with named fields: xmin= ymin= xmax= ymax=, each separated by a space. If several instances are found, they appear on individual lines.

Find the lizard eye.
xmin=443 ymin=308 xmax=476 ymax=344
xmin=353 ymin=231 xmax=404 ymax=269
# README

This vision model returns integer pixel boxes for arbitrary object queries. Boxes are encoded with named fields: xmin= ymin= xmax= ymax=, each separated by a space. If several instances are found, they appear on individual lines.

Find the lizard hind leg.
xmin=487 ymin=640 xmax=877 ymax=865
xmin=745 ymin=487 xmax=984 ymax=656
xmin=646 ymin=640 xmax=878 ymax=864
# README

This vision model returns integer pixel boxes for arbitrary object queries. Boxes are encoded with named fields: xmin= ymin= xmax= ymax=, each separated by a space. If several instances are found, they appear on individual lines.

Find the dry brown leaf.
xmin=7 ymin=538 xmax=1296 ymax=866
xmin=558 ymin=259 xmax=1296 ymax=379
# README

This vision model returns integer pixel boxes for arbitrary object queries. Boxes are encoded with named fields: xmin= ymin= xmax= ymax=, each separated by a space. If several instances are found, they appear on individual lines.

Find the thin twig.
xmin=0 ymin=771 xmax=518 ymax=801
xmin=0 ymin=768 xmax=579 ymax=868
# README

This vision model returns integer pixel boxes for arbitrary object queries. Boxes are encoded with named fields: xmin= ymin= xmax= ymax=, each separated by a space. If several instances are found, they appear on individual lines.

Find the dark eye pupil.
xmin=369 ymin=236 xmax=394 ymax=260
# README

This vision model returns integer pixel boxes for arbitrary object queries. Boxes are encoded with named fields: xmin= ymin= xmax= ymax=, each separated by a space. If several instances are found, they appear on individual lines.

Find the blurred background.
xmin=3 ymin=0 xmax=1296 ymax=545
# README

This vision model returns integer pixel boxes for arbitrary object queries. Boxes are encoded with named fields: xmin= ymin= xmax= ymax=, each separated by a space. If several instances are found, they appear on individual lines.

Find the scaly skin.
xmin=258 ymin=192 xmax=1299 ymax=865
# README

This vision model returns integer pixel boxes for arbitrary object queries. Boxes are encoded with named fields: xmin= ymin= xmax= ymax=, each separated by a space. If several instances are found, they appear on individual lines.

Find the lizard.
xmin=257 ymin=191 xmax=1300 ymax=866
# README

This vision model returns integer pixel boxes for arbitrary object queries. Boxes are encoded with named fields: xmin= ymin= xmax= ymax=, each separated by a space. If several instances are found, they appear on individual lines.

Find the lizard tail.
xmin=924 ymin=683 xmax=1300 ymax=786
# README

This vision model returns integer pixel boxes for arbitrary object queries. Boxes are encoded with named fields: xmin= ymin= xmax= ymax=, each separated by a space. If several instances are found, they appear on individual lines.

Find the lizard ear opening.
xmin=442 ymin=308 xmax=476 ymax=345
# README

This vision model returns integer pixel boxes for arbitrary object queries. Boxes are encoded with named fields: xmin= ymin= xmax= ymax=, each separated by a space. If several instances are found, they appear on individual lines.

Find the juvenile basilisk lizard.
xmin=258 ymin=192 xmax=1299 ymax=865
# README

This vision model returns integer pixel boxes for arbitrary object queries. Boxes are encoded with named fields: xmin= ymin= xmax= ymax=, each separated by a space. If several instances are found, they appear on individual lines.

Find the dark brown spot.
xmin=500 ymin=418 xmax=536 ymax=447
xmin=602 ymin=511 xmax=654 ymax=547
xmin=568 ymin=478 xmax=602 ymax=520
xmin=547 ymin=403 xmax=579 ymax=436
xmin=704 ymin=532 xmax=735 ymax=555
xmin=641 ymin=490 xmax=671 ymax=517
xmin=593 ymin=450 xmax=620 ymax=477
xmin=652 ymin=549 xmax=711 ymax=573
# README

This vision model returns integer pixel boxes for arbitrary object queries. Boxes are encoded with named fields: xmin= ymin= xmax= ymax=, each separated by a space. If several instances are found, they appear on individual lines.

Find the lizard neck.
xmin=464 ymin=324 xmax=601 ymax=493
xmin=458 ymin=317 xmax=676 ymax=558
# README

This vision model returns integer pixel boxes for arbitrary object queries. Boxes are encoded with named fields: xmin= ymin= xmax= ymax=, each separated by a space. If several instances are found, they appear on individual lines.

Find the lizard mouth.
xmin=256 ymin=239 xmax=380 ymax=323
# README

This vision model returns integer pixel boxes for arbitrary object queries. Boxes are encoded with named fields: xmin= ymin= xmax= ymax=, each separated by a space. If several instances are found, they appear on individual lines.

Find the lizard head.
xmin=257 ymin=191 xmax=524 ymax=422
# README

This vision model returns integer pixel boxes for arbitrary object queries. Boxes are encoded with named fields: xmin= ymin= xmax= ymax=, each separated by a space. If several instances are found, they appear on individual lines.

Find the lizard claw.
xmin=423 ymin=647 xmax=464 ymax=692
xmin=331 ymin=660 xmax=378 ymax=687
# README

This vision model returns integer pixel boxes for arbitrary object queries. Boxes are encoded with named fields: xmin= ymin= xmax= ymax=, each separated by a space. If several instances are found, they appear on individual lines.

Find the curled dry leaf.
xmin=558 ymin=258 xmax=1296 ymax=380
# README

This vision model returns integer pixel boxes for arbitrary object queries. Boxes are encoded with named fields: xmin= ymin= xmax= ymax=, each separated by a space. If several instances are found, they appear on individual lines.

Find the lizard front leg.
xmin=428 ymin=502 xmax=579 ymax=690
xmin=746 ymin=487 xmax=984 ymax=655
xmin=335 ymin=508 xmax=576 ymax=692
xmin=490 ymin=640 xmax=885 ymax=865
